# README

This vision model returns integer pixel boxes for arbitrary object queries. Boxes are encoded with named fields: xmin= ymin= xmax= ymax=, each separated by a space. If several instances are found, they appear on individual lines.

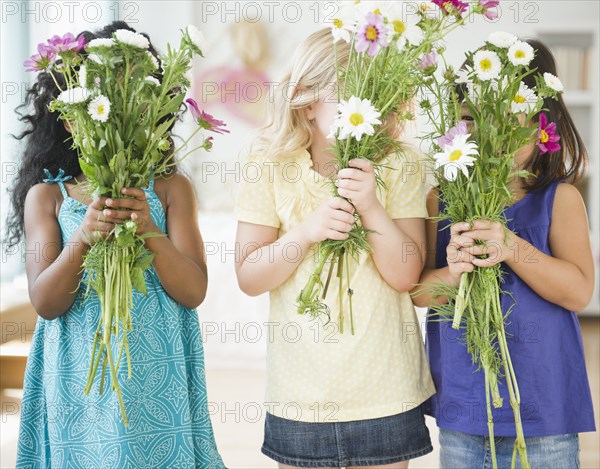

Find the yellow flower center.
xmin=333 ymin=18 xmax=343 ymax=29
xmin=374 ymin=8 xmax=381 ymax=14
xmin=449 ymin=149 xmax=462 ymax=161
xmin=393 ymin=20 xmax=406 ymax=34
xmin=349 ymin=113 xmax=365 ymax=126
xmin=515 ymin=50 xmax=525 ymax=59
xmin=443 ymin=1 xmax=453 ymax=11
xmin=513 ymin=94 xmax=526 ymax=104
xmin=97 ymin=104 xmax=105 ymax=114
xmin=479 ymin=58 xmax=492 ymax=71
xmin=540 ymin=129 xmax=549 ymax=143
xmin=366 ymin=25 xmax=378 ymax=41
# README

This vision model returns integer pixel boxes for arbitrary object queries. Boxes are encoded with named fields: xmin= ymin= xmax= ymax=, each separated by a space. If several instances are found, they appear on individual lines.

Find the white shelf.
xmin=563 ymin=91 xmax=594 ymax=106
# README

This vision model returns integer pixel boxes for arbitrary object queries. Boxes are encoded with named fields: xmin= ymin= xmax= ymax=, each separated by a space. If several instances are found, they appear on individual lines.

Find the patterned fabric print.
xmin=17 ymin=171 xmax=225 ymax=469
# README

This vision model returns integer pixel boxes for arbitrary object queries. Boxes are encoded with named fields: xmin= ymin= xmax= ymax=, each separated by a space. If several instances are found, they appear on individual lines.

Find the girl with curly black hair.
xmin=10 ymin=21 xmax=224 ymax=468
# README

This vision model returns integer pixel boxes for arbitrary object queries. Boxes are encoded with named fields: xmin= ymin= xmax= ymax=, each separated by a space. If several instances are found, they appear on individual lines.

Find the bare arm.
xmin=361 ymin=205 xmax=426 ymax=292
xmin=235 ymin=198 xmax=355 ymax=296
xmin=410 ymin=187 xmax=472 ymax=307
xmin=25 ymin=184 xmax=113 ymax=320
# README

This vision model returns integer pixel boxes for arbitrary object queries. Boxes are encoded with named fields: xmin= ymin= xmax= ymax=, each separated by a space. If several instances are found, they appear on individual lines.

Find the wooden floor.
xmin=1 ymin=317 xmax=599 ymax=468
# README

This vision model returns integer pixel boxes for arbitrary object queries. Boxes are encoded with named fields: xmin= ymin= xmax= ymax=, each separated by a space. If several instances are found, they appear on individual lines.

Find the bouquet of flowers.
xmin=296 ymin=0 xmax=493 ymax=333
xmin=419 ymin=31 xmax=563 ymax=468
xmin=25 ymin=26 xmax=227 ymax=425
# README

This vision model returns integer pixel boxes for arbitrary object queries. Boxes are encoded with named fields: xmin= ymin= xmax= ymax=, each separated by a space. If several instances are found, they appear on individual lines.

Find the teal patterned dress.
xmin=16 ymin=170 xmax=225 ymax=469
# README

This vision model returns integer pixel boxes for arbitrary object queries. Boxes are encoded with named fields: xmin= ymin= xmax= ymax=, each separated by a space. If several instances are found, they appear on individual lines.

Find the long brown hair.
xmin=521 ymin=39 xmax=588 ymax=191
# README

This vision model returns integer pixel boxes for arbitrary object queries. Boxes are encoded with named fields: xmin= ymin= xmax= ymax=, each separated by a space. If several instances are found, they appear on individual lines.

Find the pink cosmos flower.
xmin=537 ymin=113 xmax=560 ymax=154
xmin=418 ymin=52 xmax=438 ymax=70
xmin=355 ymin=13 xmax=389 ymax=57
xmin=24 ymin=43 xmax=55 ymax=72
xmin=479 ymin=0 xmax=500 ymax=20
xmin=47 ymin=33 xmax=86 ymax=53
xmin=432 ymin=0 xmax=469 ymax=17
xmin=185 ymin=98 xmax=230 ymax=134
xmin=438 ymin=121 xmax=468 ymax=149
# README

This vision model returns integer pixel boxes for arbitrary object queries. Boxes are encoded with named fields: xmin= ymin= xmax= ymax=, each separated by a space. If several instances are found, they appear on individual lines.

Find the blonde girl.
xmin=234 ymin=29 xmax=435 ymax=469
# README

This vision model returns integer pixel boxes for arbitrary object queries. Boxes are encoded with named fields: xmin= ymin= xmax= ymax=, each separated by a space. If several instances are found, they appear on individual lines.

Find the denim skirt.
xmin=262 ymin=404 xmax=432 ymax=467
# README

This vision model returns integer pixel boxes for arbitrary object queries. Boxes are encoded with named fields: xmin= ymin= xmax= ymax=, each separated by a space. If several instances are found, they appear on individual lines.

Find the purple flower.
xmin=537 ymin=113 xmax=560 ymax=155
xmin=479 ymin=0 xmax=500 ymax=20
xmin=432 ymin=0 xmax=469 ymax=17
xmin=438 ymin=121 xmax=468 ymax=149
xmin=24 ymin=43 xmax=55 ymax=72
xmin=355 ymin=13 xmax=389 ymax=57
xmin=185 ymin=99 xmax=230 ymax=134
xmin=47 ymin=33 xmax=86 ymax=53
xmin=418 ymin=52 xmax=438 ymax=70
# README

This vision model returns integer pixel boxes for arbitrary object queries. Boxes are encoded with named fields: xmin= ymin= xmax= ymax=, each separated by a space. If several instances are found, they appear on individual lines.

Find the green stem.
xmin=337 ymin=248 xmax=345 ymax=334
xmin=345 ymin=249 xmax=355 ymax=335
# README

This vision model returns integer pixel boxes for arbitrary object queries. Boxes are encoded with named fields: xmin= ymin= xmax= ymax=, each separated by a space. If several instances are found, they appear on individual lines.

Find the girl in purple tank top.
xmin=412 ymin=40 xmax=595 ymax=468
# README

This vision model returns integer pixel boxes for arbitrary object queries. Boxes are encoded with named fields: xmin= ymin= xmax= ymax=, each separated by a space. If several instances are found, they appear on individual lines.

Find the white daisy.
xmin=328 ymin=96 xmax=382 ymax=141
xmin=144 ymin=76 xmax=161 ymax=87
xmin=78 ymin=65 xmax=87 ymax=87
xmin=86 ymin=38 xmax=116 ymax=49
xmin=508 ymin=40 xmax=534 ymax=66
xmin=88 ymin=53 xmax=103 ymax=64
xmin=473 ymin=50 xmax=501 ymax=81
xmin=383 ymin=3 xmax=423 ymax=51
xmin=487 ymin=31 xmax=517 ymax=48
xmin=510 ymin=82 xmax=537 ymax=114
xmin=543 ymin=72 xmax=564 ymax=92
xmin=57 ymin=87 xmax=90 ymax=104
xmin=329 ymin=3 xmax=357 ymax=43
xmin=455 ymin=65 xmax=473 ymax=84
xmin=434 ymin=133 xmax=479 ymax=181
xmin=114 ymin=29 xmax=149 ymax=49
xmin=355 ymin=1 xmax=386 ymax=16
xmin=146 ymin=51 xmax=159 ymax=70
xmin=88 ymin=95 xmax=111 ymax=122
xmin=186 ymin=25 xmax=207 ymax=53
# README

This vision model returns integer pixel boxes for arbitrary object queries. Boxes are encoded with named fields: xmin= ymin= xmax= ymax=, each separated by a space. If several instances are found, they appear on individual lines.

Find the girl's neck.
xmin=309 ymin=131 xmax=338 ymax=178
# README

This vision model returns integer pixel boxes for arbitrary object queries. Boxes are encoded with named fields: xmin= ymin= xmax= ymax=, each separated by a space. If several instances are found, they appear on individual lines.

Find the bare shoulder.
xmin=553 ymin=182 xmax=587 ymax=217
xmin=154 ymin=172 xmax=197 ymax=207
xmin=25 ymin=183 xmax=61 ymax=218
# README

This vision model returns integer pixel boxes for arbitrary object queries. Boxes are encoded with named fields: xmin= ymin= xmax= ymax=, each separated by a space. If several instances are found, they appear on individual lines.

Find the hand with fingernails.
xmin=77 ymin=187 xmax=159 ymax=245
xmin=447 ymin=219 xmax=513 ymax=282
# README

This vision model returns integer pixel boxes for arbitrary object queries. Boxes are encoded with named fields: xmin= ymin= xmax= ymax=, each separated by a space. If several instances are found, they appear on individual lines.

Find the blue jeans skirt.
xmin=439 ymin=428 xmax=580 ymax=469
xmin=262 ymin=405 xmax=432 ymax=467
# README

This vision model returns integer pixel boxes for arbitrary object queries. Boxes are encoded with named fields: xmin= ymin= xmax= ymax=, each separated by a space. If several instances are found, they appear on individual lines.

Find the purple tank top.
xmin=425 ymin=180 xmax=596 ymax=436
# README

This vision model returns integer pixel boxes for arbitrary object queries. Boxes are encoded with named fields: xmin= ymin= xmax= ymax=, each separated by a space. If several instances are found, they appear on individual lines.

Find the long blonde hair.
xmin=251 ymin=29 xmax=351 ymax=159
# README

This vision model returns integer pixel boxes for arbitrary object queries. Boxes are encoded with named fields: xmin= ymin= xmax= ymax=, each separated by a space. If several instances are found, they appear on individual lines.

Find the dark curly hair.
xmin=4 ymin=21 xmax=169 ymax=249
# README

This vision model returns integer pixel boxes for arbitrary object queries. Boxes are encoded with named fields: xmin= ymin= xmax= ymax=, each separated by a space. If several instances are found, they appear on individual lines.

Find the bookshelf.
xmin=536 ymin=29 xmax=599 ymax=316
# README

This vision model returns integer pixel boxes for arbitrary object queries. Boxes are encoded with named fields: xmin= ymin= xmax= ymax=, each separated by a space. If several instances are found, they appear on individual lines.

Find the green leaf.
xmin=135 ymin=252 xmax=155 ymax=271
xmin=157 ymin=93 xmax=185 ymax=120
xmin=78 ymin=158 xmax=96 ymax=180
xmin=131 ymin=267 xmax=147 ymax=295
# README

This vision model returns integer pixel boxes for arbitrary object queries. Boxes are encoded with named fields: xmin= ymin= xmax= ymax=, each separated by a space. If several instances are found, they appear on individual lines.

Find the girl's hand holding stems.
xmin=415 ymin=185 xmax=595 ymax=313
xmin=237 ymin=158 xmax=426 ymax=296
xmin=27 ymin=176 xmax=207 ymax=320
xmin=77 ymin=187 xmax=159 ymax=246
